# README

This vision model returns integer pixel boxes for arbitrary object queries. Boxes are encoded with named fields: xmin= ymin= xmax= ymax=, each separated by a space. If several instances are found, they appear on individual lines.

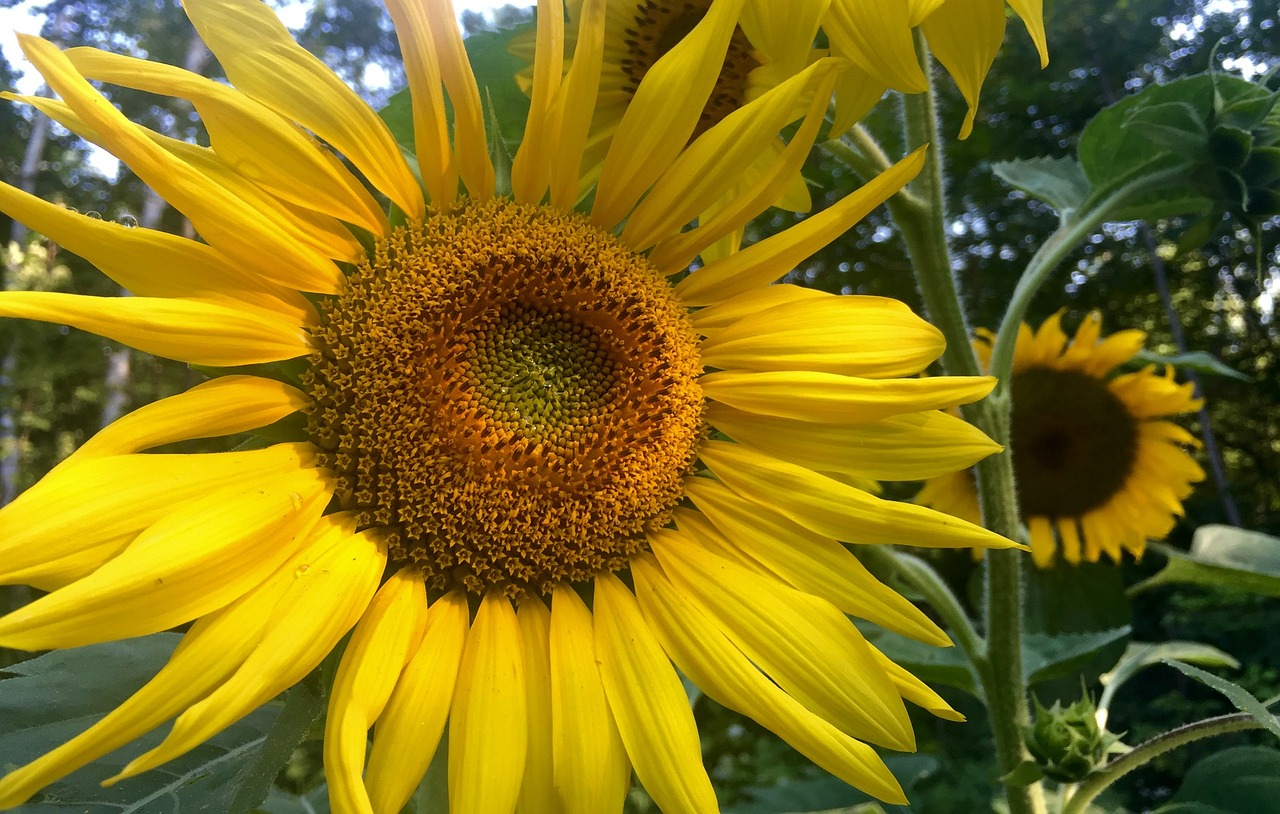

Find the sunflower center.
xmin=1010 ymin=367 xmax=1139 ymax=517
xmin=620 ymin=0 xmax=760 ymax=139
xmin=304 ymin=198 xmax=704 ymax=597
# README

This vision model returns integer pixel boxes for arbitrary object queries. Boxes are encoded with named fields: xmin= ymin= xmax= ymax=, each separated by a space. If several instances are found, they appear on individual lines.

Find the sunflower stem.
xmin=1060 ymin=713 xmax=1264 ymax=814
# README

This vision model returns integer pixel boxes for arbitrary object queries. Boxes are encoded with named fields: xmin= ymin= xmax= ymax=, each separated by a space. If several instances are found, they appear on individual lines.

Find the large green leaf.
xmin=1153 ymin=747 xmax=1280 ymax=814
xmin=1098 ymin=641 xmax=1240 ymax=721
xmin=991 ymin=156 xmax=1091 ymax=217
xmin=1024 ymin=627 xmax=1132 ymax=686
xmin=1163 ymin=660 xmax=1280 ymax=741
xmin=1129 ymin=525 xmax=1280 ymax=598
xmin=0 ymin=635 xmax=316 ymax=814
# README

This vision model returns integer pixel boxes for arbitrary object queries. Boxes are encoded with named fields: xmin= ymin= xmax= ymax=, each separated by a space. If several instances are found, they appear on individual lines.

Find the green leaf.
xmin=1163 ymin=660 xmax=1280 ymax=741
xmin=1132 ymin=349 xmax=1252 ymax=381
xmin=230 ymin=675 xmax=327 ymax=814
xmin=1123 ymin=101 xmax=1210 ymax=156
xmin=991 ymin=156 xmax=1091 ymax=216
xmin=254 ymin=786 xmax=331 ymax=814
xmin=1099 ymin=641 xmax=1240 ymax=717
xmin=1023 ymin=627 xmax=1132 ymax=686
xmin=1000 ymin=760 xmax=1045 ymax=787
xmin=1129 ymin=526 xmax=1280 ymax=599
xmin=1153 ymin=746 xmax=1280 ymax=814
xmin=0 ymin=635 xmax=304 ymax=813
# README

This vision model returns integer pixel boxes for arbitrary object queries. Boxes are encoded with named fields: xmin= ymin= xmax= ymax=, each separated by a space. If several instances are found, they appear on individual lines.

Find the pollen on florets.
xmin=304 ymin=198 xmax=704 ymax=597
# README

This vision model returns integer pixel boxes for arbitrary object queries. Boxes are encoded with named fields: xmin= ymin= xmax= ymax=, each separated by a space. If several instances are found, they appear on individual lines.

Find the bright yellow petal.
xmin=1028 ymin=516 xmax=1056 ymax=567
xmin=1059 ymin=516 xmax=1084 ymax=564
xmin=425 ymin=0 xmax=494 ymax=199
xmin=0 ymin=178 xmax=314 ymax=323
xmin=700 ymin=369 xmax=996 ymax=423
xmin=0 ymin=444 xmax=315 ymax=586
xmin=450 ymin=592 xmax=528 ymax=814
xmin=824 ymin=0 xmax=926 ymax=92
xmin=678 ymin=483 xmax=949 ymax=646
xmin=590 ymin=0 xmax=747 ymax=229
xmin=182 ymin=0 xmax=425 ymax=218
xmin=325 ymin=569 xmax=429 ymax=814
xmin=64 ymin=46 xmax=388 ymax=234
xmin=65 ymin=376 xmax=307 ymax=464
xmin=551 ymin=586 xmax=631 ymax=814
xmin=699 ymin=294 xmax=945 ymax=378
xmin=366 ymin=591 xmax=470 ymax=814
xmin=867 ymin=643 xmax=964 ymax=722
xmin=384 ymin=0 xmax=457 ymax=203
xmin=675 ymin=147 xmax=925 ymax=305
xmin=594 ymin=572 xmax=718 ymax=814
xmin=512 ymin=0 xmax=565 ymax=204
xmin=699 ymin=440 xmax=1021 ymax=550
xmin=707 ymin=402 xmax=1002 ymax=480
xmin=649 ymin=528 xmax=913 ymax=749
xmin=920 ymin=0 xmax=1006 ymax=138
xmin=547 ymin=0 xmax=608 ymax=210
xmin=0 ymin=468 xmax=331 ymax=651
xmin=740 ymin=0 xmax=830 ymax=71
xmin=514 ymin=596 xmax=557 ymax=814
xmin=112 ymin=516 xmax=386 ymax=780
xmin=829 ymin=64 xmax=888 ymax=135
xmin=0 ymin=292 xmax=309 ymax=366
xmin=631 ymin=554 xmax=908 ymax=804
xmin=688 ymin=284 xmax=827 ymax=334
xmin=1006 ymin=0 xmax=1050 ymax=67
xmin=15 ymin=38 xmax=345 ymax=294
xmin=621 ymin=59 xmax=840 ymax=252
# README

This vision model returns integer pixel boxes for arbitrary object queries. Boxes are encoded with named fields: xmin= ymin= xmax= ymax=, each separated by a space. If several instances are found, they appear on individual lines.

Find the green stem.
xmin=856 ymin=546 xmax=984 ymax=667
xmin=1061 ymin=714 xmax=1263 ymax=814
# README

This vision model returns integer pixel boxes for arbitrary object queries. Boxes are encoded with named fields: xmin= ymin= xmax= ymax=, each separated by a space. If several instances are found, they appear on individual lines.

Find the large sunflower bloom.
xmin=917 ymin=312 xmax=1206 ymax=568
xmin=0 ymin=0 xmax=1019 ymax=810
xmin=825 ymin=0 xmax=1050 ymax=137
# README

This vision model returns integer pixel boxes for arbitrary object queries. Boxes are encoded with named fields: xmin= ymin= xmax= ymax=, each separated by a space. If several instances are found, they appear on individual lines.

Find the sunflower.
xmin=917 ymin=312 xmax=1206 ymax=568
xmin=824 ymin=0 xmax=1050 ymax=137
xmin=0 ymin=0 xmax=1020 ymax=810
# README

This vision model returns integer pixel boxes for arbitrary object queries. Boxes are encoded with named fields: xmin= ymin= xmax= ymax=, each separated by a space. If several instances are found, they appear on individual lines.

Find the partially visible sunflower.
xmin=824 ymin=0 xmax=1050 ymax=137
xmin=0 ymin=0 xmax=1018 ymax=811
xmin=918 ymin=312 xmax=1206 ymax=568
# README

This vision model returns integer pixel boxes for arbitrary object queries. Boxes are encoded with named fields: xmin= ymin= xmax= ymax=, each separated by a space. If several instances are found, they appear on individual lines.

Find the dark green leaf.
xmin=1024 ymin=627 xmax=1132 ymax=686
xmin=254 ymin=786 xmax=331 ymax=814
xmin=1129 ymin=526 xmax=1280 ymax=598
xmin=724 ymin=755 xmax=936 ymax=813
xmin=1123 ymin=101 xmax=1210 ymax=155
xmin=1208 ymin=126 xmax=1253 ymax=170
xmin=1153 ymin=747 xmax=1280 ymax=814
xmin=1132 ymin=349 xmax=1252 ymax=381
xmin=229 ymin=677 xmax=327 ymax=814
xmin=1099 ymin=641 xmax=1240 ymax=718
xmin=991 ymin=156 xmax=1091 ymax=216
xmin=1162 ymin=661 xmax=1280 ymax=741
xmin=1000 ymin=761 xmax=1045 ymax=787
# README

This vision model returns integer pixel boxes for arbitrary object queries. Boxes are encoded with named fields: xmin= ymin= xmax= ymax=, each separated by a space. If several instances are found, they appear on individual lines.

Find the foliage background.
xmin=0 ymin=0 xmax=1276 ymax=812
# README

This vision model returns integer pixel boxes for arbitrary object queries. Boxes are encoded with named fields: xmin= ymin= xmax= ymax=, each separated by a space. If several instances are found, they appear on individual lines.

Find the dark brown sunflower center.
xmin=1010 ymin=367 xmax=1139 ymax=517
xmin=619 ymin=0 xmax=760 ymax=139
xmin=304 ymin=198 xmax=704 ymax=597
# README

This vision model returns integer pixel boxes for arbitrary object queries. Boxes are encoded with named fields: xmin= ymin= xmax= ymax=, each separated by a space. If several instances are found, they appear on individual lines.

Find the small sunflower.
xmin=824 ymin=0 xmax=1050 ymax=137
xmin=917 ymin=312 xmax=1206 ymax=568
xmin=0 ymin=0 xmax=1018 ymax=810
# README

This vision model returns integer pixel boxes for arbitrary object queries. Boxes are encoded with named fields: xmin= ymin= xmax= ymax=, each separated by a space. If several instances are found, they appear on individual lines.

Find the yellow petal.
xmin=1006 ymin=0 xmax=1050 ymax=67
xmin=0 ymin=178 xmax=314 ymax=324
xmin=824 ymin=0 xmax=926 ymax=92
xmin=0 ymin=468 xmax=331 ymax=651
xmin=829 ymin=64 xmax=888 ymax=136
xmin=384 ymin=0 xmax=457 ymax=203
xmin=700 ymin=369 xmax=997 ymax=423
xmin=511 ymin=0 xmax=565 ymax=204
xmin=514 ymin=596 xmax=557 ymax=814
xmin=365 ymin=591 xmax=469 ymax=814
xmin=698 ymin=440 xmax=1021 ymax=550
xmin=64 ymin=46 xmax=387 ymax=234
xmin=622 ymin=59 xmax=841 ymax=252
xmin=678 ymin=481 xmax=950 ymax=646
xmin=450 ymin=592 xmax=528 ymax=814
xmin=325 ymin=568 xmax=429 ymax=814
xmin=594 ymin=573 xmax=719 ymax=814
xmin=740 ymin=0 xmax=830 ymax=71
xmin=707 ymin=402 xmax=1002 ymax=480
xmin=0 ymin=292 xmax=309 ymax=366
xmin=15 ymin=38 xmax=345 ymax=294
xmin=867 ymin=644 xmax=964 ymax=722
xmin=907 ymin=0 xmax=946 ymax=25
xmin=699 ymin=294 xmax=945 ymax=378
xmin=631 ymin=555 xmax=907 ymax=804
xmin=551 ymin=586 xmax=631 ymax=814
xmin=424 ymin=0 xmax=494 ymax=199
xmin=591 ymin=0 xmax=747 ymax=229
xmin=65 ymin=376 xmax=307 ymax=464
xmin=675 ymin=147 xmax=925 ymax=305
xmin=182 ymin=0 xmax=424 ymax=218
xmin=689 ymin=284 xmax=827 ymax=334
xmin=648 ymin=528 xmax=914 ymax=749
xmin=920 ymin=0 xmax=1005 ymax=138
xmin=1028 ymin=515 xmax=1056 ymax=567
xmin=0 ymin=444 xmax=315 ymax=586
xmin=113 ymin=516 xmax=386 ymax=780
xmin=0 ymin=544 xmax=306 ymax=808
xmin=548 ymin=0 xmax=608 ymax=210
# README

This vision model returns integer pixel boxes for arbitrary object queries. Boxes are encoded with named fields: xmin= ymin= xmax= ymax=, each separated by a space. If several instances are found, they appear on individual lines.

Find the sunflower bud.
xmin=1022 ymin=694 xmax=1122 ymax=783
